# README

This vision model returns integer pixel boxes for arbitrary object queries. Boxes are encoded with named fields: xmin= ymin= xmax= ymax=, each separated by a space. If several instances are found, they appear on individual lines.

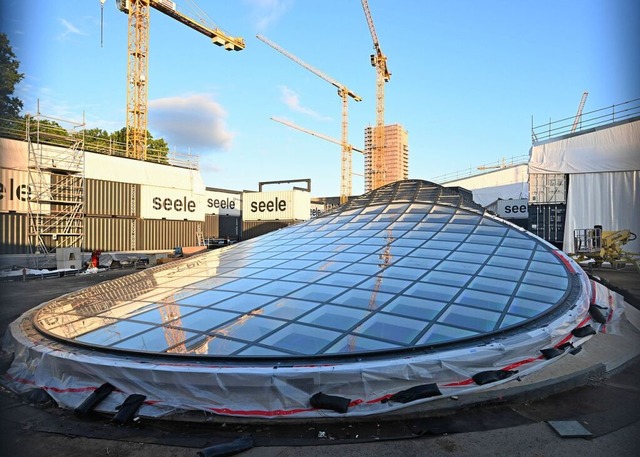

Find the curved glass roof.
xmin=35 ymin=180 xmax=574 ymax=360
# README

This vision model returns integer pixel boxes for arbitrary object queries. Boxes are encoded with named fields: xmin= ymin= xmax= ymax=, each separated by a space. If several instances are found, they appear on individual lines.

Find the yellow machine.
xmin=572 ymin=225 xmax=639 ymax=270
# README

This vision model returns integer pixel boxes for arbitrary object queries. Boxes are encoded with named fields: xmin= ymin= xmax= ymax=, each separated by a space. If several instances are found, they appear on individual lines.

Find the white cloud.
xmin=245 ymin=0 xmax=293 ymax=31
xmin=58 ymin=18 xmax=85 ymax=40
xmin=148 ymin=93 xmax=234 ymax=153
xmin=279 ymin=85 xmax=331 ymax=121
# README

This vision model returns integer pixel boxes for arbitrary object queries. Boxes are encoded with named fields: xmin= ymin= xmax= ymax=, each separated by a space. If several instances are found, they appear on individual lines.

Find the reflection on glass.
xmin=33 ymin=180 xmax=574 ymax=359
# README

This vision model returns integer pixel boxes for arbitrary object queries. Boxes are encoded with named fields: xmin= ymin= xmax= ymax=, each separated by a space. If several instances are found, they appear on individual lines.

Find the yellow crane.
xmin=115 ymin=0 xmax=245 ymax=161
xmin=361 ymin=0 xmax=391 ymax=191
xmin=271 ymin=117 xmax=364 ymax=153
xmin=271 ymin=117 xmax=365 ymax=181
xmin=257 ymin=34 xmax=362 ymax=204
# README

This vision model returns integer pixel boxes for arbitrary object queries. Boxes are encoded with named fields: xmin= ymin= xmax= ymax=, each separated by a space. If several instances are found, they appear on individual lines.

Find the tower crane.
xmin=361 ymin=0 xmax=391 ymax=191
xmin=115 ymin=0 xmax=245 ymax=161
xmin=571 ymin=91 xmax=588 ymax=133
xmin=257 ymin=34 xmax=362 ymax=204
xmin=271 ymin=117 xmax=364 ymax=154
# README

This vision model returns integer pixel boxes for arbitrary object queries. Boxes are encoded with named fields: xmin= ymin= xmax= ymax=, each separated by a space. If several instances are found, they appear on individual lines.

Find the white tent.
xmin=529 ymin=119 xmax=640 ymax=255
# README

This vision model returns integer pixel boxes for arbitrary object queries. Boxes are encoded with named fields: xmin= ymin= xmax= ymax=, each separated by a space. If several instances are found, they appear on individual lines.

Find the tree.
xmin=0 ymin=33 xmax=24 ymax=119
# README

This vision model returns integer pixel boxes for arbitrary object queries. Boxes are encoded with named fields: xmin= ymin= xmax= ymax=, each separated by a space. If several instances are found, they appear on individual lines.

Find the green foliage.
xmin=0 ymin=33 xmax=24 ymax=119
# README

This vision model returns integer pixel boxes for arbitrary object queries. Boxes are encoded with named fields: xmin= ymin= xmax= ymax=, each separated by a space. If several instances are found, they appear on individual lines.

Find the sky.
xmin=2 ymin=0 xmax=639 ymax=197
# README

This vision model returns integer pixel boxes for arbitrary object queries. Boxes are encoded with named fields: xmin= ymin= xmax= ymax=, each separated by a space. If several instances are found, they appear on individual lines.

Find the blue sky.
xmin=3 ymin=0 xmax=639 ymax=196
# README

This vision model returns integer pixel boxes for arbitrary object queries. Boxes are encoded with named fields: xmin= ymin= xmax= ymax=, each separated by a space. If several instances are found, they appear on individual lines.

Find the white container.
xmin=242 ymin=190 xmax=310 ymax=221
xmin=140 ymin=185 xmax=205 ymax=221
xmin=205 ymin=188 xmax=242 ymax=217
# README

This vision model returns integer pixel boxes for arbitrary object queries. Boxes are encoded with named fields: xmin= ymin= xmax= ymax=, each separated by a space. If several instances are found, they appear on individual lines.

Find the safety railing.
xmin=0 ymin=115 xmax=199 ymax=170
xmin=531 ymin=97 xmax=640 ymax=143
xmin=431 ymin=154 xmax=530 ymax=184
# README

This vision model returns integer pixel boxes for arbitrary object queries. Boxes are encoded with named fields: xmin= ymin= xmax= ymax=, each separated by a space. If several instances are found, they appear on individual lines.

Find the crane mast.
xmin=117 ymin=0 xmax=244 ymax=161
xmin=257 ymin=34 xmax=362 ymax=204
xmin=361 ymin=0 xmax=390 ymax=191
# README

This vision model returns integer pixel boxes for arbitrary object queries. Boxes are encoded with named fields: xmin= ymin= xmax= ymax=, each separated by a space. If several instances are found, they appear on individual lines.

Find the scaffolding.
xmin=26 ymin=111 xmax=86 ymax=269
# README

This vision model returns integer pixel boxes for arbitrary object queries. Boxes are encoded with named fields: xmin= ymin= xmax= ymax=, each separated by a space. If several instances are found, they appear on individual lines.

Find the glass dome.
xmin=35 ymin=180 xmax=577 ymax=361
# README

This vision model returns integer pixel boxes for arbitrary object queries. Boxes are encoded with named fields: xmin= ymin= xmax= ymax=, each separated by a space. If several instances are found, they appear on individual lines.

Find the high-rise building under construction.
xmin=364 ymin=124 xmax=409 ymax=192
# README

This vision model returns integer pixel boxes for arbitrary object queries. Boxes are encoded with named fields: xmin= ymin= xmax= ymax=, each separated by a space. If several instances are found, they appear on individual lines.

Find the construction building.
xmin=364 ymin=124 xmax=409 ymax=192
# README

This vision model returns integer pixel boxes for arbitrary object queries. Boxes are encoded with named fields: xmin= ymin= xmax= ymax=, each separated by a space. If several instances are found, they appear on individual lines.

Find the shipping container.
xmin=137 ymin=218 xmax=202 ymax=250
xmin=242 ymin=190 xmax=310 ymax=222
xmin=242 ymin=220 xmax=297 ymax=240
xmin=139 ymin=185 xmax=205 ymax=222
xmin=0 ymin=168 xmax=36 ymax=214
xmin=529 ymin=173 xmax=567 ymax=204
xmin=0 ymin=212 xmax=29 ymax=254
xmin=84 ymin=216 xmax=137 ymax=252
xmin=529 ymin=204 xmax=566 ymax=249
xmin=85 ymin=179 xmax=139 ymax=217
xmin=204 ymin=214 xmax=219 ymax=239
xmin=205 ymin=188 xmax=242 ymax=217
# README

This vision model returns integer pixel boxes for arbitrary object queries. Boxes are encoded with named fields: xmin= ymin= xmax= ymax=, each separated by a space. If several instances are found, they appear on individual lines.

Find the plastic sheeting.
xmin=0 ymin=263 xmax=627 ymax=420
xmin=529 ymin=120 xmax=640 ymax=174
xmin=564 ymin=171 xmax=640 ymax=255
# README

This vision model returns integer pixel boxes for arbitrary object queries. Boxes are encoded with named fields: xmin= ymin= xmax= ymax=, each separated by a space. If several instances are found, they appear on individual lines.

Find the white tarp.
xmin=529 ymin=120 xmax=640 ymax=174
xmin=564 ymin=171 xmax=640 ymax=255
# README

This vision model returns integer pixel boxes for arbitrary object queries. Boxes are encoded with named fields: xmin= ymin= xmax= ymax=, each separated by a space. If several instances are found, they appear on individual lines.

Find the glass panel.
xmin=405 ymin=282 xmax=459 ymax=302
xmin=213 ymin=294 xmax=277 ymax=312
xmin=487 ymin=255 xmax=529 ymax=270
xmin=445 ymin=251 xmax=490 ymax=265
xmin=356 ymin=277 xmax=412 ymax=294
xmin=384 ymin=265 xmax=426 ymax=280
xmin=355 ymin=314 xmax=425 ymax=344
xmin=190 ymin=335 xmax=246 ymax=355
xmin=330 ymin=288 xmax=395 ymax=309
xmin=259 ymin=298 xmax=320 ymax=320
xmin=468 ymin=276 xmax=517 ymax=295
xmin=416 ymin=324 xmax=479 ymax=345
xmin=216 ymin=278 xmax=271 ymax=292
xmin=439 ymin=305 xmax=501 ymax=332
xmin=508 ymin=297 xmax=551 ymax=317
xmin=455 ymin=289 xmax=511 ymax=311
xmin=113 ymin=327 xmax=196 ymax=352
xmin=422 ymin=270 xmax=470 ymax=287
xmin=317 ymin=272 xmax=369 ymax=288
xmin=289 ymin=284 xmax=346 ymax=302
xmin=178 ymin=308 xmax=239 ymax=332
xmin=522 ymin=271 xmax=568 ymax=290
xmin=327 ymin=335 xmax=398 ymax=354
xmin=299 ymin=305 xmax=370 ymax=330
xmin=211 ymin=315 xmax=285 ymax=341
xmin=235 ymin=346 xmax=290 ymax=356
xmin=383 ymin=296 xmax=445 ymax=321
xmin=527 ymin=262 xmax=567 ymax=276
xmin=516 ymin=283 xmax=565 ymax=303
xmin=478 ymin=265 xmax=523 ymax=281
xmin=494 ymin=246 xmax=534 ymax=260
xmin=435 ymin=260 xmax=482 ymax=275
xmin=178 ymin=290 xmax=238 ymax=307
xmin=250 ymin=280 xmax=307 ymax=297
xmin=259 ymin=324 xmax=342 ymax=355
xmin=248 ymin=268 xmax=298 ymax=280
xmin=501 ymin=237 xmax=536 ymax=249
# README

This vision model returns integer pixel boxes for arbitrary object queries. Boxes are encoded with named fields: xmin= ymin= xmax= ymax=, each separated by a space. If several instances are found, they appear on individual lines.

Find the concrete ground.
xmin=1 ymin=265 xmax=639 ymax=457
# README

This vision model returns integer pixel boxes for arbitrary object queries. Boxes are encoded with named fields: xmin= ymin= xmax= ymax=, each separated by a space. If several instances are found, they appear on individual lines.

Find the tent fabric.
xmin=563 ymin=171 xmax=640 ymax=255
xmin=529 ymin=120 xmax=640 ymax=174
